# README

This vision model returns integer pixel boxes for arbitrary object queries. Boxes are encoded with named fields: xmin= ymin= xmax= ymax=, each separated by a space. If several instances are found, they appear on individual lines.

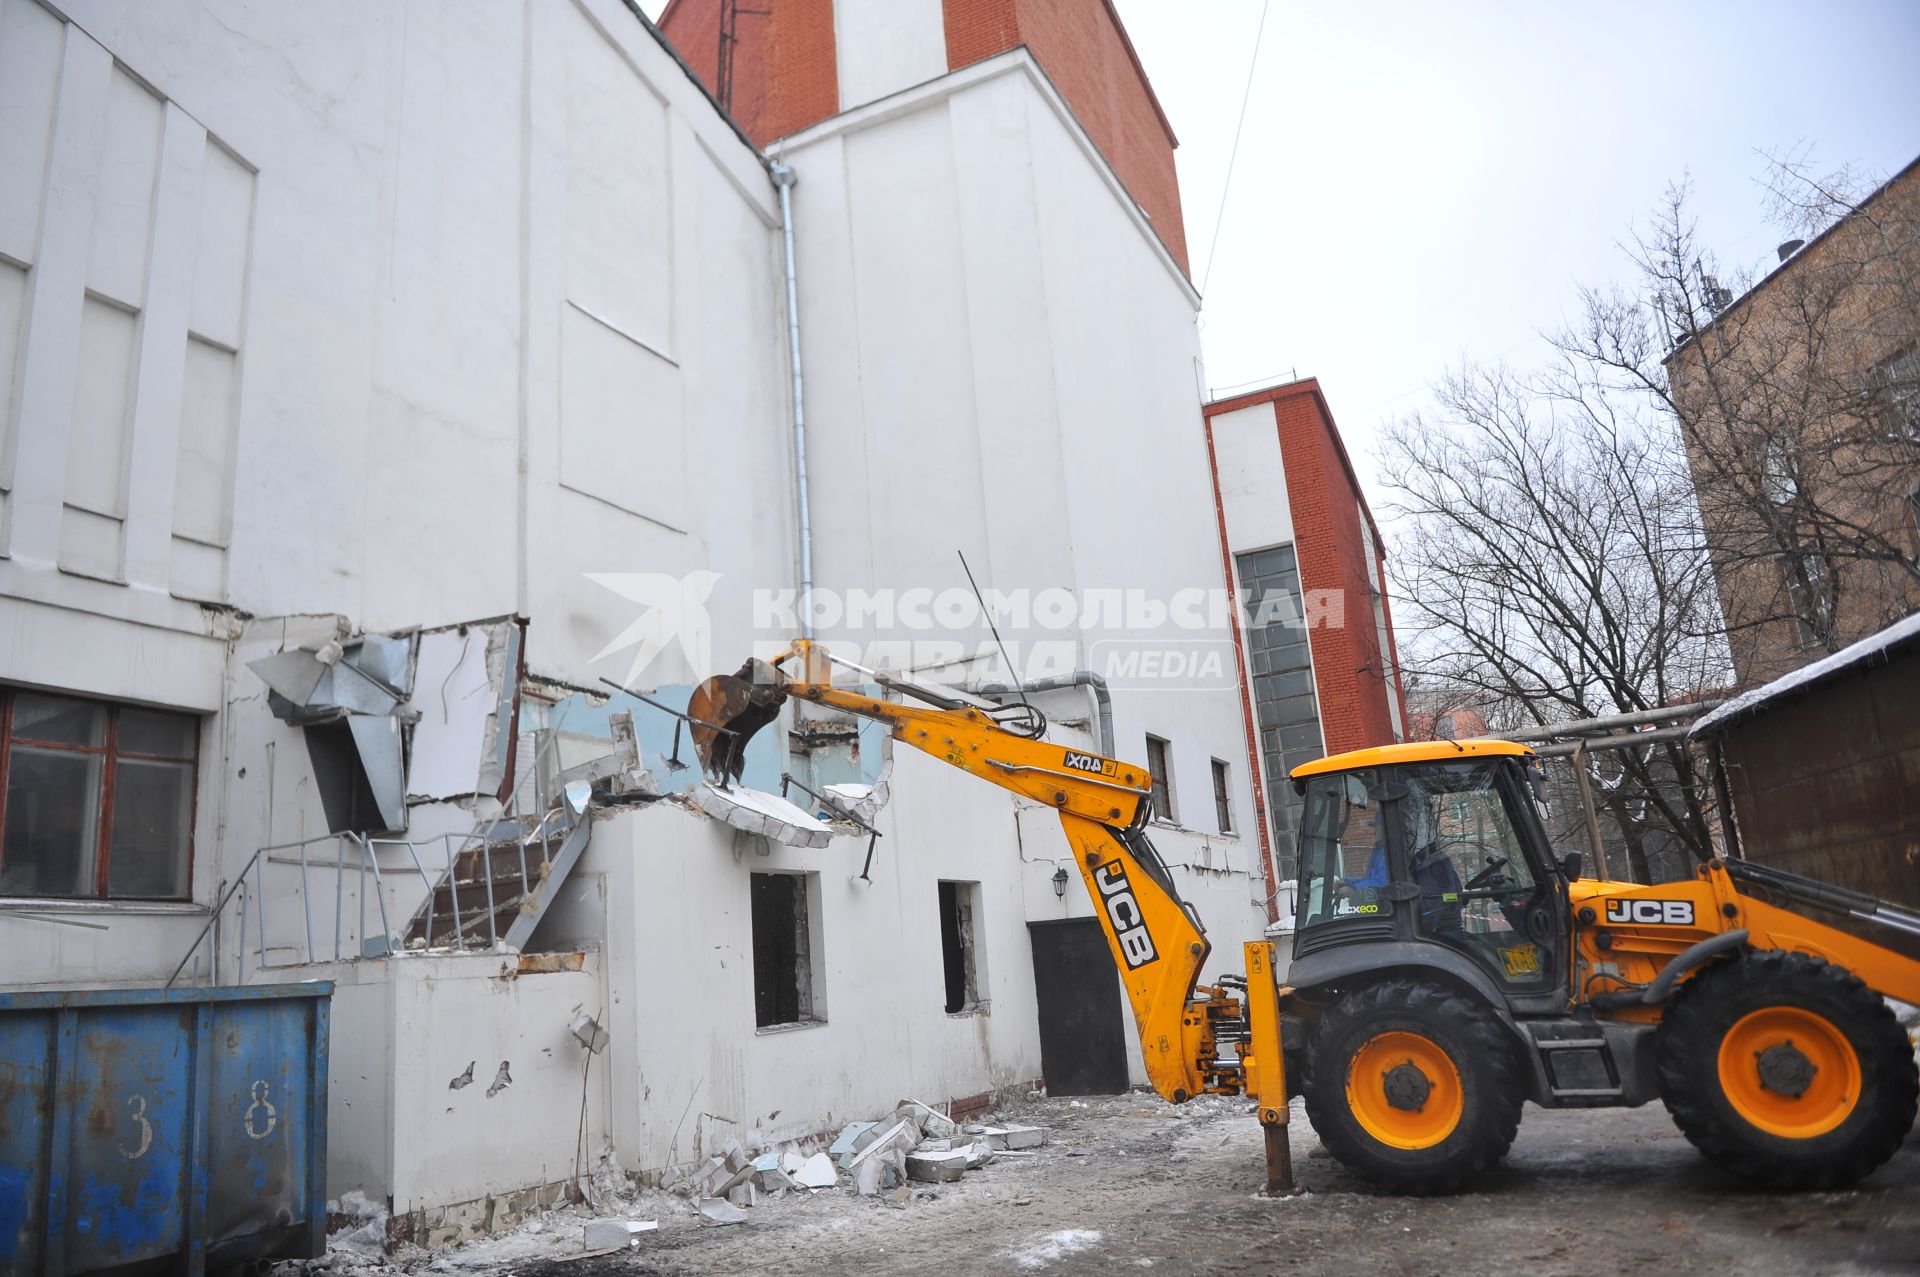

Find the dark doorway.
xmin=1028 ymin=918 xmax=1129 ymax=1095
xmin=750 ymin=872 xmax=812 ymax=1028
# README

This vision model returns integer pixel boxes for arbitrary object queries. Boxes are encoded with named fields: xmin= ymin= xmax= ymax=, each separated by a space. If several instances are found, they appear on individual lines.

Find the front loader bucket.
xmin=687 ymin=658 xmax=787 ymax=783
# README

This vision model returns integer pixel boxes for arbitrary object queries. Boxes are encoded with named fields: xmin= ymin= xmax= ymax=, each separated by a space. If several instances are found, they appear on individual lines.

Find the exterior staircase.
xmin=402 ymin=808 xmax=592 ymax=952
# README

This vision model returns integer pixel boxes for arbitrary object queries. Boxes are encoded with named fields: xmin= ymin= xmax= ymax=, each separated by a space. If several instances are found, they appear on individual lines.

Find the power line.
xmin=1199 ymin=0 xmax=1271 ymax=298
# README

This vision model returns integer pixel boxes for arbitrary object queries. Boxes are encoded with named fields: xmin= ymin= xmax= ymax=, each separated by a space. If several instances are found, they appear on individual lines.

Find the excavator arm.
xmin=689 ymin=639 xmax=1238 ymax=1104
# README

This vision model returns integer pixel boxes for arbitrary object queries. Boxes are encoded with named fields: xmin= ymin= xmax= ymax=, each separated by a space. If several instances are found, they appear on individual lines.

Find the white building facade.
xmin=0 ymin=0 xmax=1281 ymax=1238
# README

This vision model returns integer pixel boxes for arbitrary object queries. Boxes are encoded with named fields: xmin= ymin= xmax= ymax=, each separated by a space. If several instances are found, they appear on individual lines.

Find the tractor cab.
xmin=1290 ymin=740 xmax=1573 ymax=1013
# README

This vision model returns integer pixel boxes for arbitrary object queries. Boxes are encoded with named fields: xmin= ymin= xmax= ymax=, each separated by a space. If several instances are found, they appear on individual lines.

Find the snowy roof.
xmin=1690 ymin=611 xmax=1920 ymax=738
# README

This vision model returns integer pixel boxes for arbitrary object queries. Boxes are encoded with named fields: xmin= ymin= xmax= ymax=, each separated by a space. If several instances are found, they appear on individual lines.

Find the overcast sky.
xmin=641 ymin=2 xmax=1920 ymax=521
xmin=1111 ymin=0 xmax=1920 ymax=520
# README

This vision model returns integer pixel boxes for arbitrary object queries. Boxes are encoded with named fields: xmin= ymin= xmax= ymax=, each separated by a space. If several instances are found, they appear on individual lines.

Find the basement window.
xmin=751 ymin=871 xmax=823 ymax=1029
xmin=0 ymin=688 xmax=198 ymax=901
xmin=1211 ymin=758 xmax=1233 ymax=834
xmin=1145 ymin=735 xmax=1174 ymax=822
xmin=938 ymin=880 xmax=987 ymax=1014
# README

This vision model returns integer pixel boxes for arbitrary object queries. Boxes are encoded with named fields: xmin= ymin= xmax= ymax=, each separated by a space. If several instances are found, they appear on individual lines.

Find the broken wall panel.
xmin=408 ymin=621 xmax=518 ymax=802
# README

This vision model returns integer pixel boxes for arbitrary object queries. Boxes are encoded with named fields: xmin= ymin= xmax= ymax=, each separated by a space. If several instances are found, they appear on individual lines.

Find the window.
xmin=1873 ymin=347 xmax=1920 ymax=445
xmin=1210 ymin=759 xmax=1233 ymax=834
xmin=1401 ymin=762 xmax=1545 ymax=987
xmin=1 ymin=689 xmax=198 ymax=900
xmin=1298 ymin=763 xmax=1549 ymax=986
xmin=750 ymin=871 xmax=822 ymax=1028
xmin=1783 ymin=552 xmax=1835 ymax=647
xmin=1235 ymin=545 xmax=1323 ymax=880
xmin=1760 ymin=435 xmax=1800 ymax=505
xmin=938 ymin=880 xmax=986 ymax=1014
xmin=1145 ymin=735 xmax=1174 ymax=822
xmin=1297 ymin=770 xmax=1391 ymax=929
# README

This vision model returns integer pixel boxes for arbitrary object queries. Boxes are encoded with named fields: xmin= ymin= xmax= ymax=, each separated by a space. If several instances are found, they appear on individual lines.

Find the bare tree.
xmin=1379 ymin=362 xmax=1727 ymax=871
xmin=1381 ymin=152 xmax=1918 ymax=871
xmin=1561 ymin=155 xmax=1920 ymax=680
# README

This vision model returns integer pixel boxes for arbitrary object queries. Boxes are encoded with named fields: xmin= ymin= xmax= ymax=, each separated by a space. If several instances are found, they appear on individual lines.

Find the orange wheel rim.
xmin=1345 ymin=1030 xmax=1465 ymax=1150
xmin=1717 ymin=1006 xmax=1861 ymax=1139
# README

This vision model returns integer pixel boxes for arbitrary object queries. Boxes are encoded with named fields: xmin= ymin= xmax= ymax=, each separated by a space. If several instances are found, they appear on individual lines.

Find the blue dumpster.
xmin=0 ymin=982 xmax=331 ymax=1275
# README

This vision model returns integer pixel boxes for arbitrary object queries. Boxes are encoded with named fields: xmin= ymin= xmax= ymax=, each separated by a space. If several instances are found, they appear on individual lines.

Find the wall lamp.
xmin=1052 ymin=866 xmax=1070 ymax=899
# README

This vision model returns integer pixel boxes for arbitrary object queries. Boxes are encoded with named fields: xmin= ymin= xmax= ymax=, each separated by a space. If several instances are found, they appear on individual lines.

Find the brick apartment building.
xmin=1666 ymin=156 xmax=1920 ymax=688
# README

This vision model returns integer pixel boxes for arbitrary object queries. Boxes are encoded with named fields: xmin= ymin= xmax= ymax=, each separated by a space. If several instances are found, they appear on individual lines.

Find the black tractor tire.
xmin=1303 ymin=979 xmax=1525 ymax=1194
xmin=1656 ymin=949 xmax=1918 ymax=1189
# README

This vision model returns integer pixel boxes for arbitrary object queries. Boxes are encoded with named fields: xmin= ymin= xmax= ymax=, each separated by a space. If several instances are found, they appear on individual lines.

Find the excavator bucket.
xmin=687 ymin=658 xmax=787 ymax=784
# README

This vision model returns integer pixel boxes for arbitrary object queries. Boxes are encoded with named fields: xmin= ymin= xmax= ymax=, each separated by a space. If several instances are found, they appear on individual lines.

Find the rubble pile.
xmin=659 ymin=1098 xmax=1050 ymax=1222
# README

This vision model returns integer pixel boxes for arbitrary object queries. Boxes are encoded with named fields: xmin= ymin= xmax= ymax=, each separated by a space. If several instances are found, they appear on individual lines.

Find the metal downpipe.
xmin=772 ymin=163 xmax=814 ymax=639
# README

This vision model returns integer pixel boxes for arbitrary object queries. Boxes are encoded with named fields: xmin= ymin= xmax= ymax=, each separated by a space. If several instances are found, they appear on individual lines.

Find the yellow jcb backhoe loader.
xmin=691 ymin=639 xmax=1920 ymax=1194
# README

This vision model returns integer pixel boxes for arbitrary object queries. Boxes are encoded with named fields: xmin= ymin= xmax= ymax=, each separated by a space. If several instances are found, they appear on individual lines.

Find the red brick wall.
xmin=946 ymin=0 xmax=1189 ymax=274
xmin=659 ymin=1 xmax=1188 ymax=274
xmin=657 ymin=0 xmax=838 ymax=146
xmin=1205 ymin=381 xmax=1407 ymax=756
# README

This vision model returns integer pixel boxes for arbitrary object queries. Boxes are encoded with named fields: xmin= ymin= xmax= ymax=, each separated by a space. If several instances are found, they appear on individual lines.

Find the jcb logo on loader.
xmin=1603 ymin=898 xmax=1695 ymax=926
xmin=1063 ymin=750 xmax=1116 ymax=776
xmin=1095 ymin=861 xmax=1158 ymax=969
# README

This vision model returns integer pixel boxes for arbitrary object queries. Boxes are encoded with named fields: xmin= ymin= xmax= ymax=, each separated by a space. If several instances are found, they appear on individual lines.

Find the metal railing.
xmin=166 ymin=728 xmax=586 ymax=986
xmin=164 ymin=807 xmax=581 ymax=988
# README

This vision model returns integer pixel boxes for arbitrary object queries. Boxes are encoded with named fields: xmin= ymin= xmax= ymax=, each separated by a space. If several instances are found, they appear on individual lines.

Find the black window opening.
xmin=1145 ymin=735 xmax=1174 ymax=822
xmin=1211 ymin=758 xmax=1233 ymax=834
xmin=939 ymin=880 xmax=985 ymax=1014
xmin=0 ymin=687 xmax=199 ymax=901
xmin=751 ymin=871 xmax=819 ymax=1028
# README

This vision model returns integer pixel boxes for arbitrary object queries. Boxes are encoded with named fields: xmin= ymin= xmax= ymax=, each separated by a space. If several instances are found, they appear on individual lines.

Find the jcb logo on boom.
xmin=1603 ymin=899 xmax=1695 ymax=926
xmin=1062 ymin=751 xmax=1115 ymax=777
xmin=1095 ymin=861 xmax=1158 ymax=969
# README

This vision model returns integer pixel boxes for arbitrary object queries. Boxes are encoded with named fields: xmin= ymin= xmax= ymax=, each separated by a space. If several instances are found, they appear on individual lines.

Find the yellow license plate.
xmin=1500 ymin=944 xmax=1540 ymax=976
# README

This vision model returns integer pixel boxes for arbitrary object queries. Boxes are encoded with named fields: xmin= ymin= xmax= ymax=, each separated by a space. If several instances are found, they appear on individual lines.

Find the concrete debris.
xmin=885 ymin=1184 xmax=912 ymax=1208
xmin=897 ymin=1098 xmax=958 ymax=1138
xmin=829 ymin=1121 xmax=878 ymax=1157
xmin=758 ymin=1167 xmax=801 ymax=1193
xmin=727 ymin=1182 xmax=758 ymax=1208
xmin=698 ymin=1198 xmax=749 ymax=1226
xmin=581 ymin=1220 xmax=657 ymax=1250
xmin=995 ymin=1124 xmax=1048 ymax=1151
xmin=906 ymin=1149 xmax=970 ymax=1183
xmin=569 ymin=1009 xmax=610 ymax=1054
xmin=854 ymin=1156 xmax=890 ymax=1197
xmin=823 ymin=759 xmax=893 ymax=824
xmin=327 ymin=1189 xmax=389 ymax=1257
xmin=792 ymin=1152 xmax=840 ymax=1189
xmin=692 ymin=783 xmax=833 ymax=848
xmin=846 ymin=1117 xmax=917 ymax=1168
xmin=713 ymin=1165 xmax=757 ymax=1198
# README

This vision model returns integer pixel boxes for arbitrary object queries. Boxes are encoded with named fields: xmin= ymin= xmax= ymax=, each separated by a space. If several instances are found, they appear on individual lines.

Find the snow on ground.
xmin=1010 ymin=1228 xmax=1103 ymax=1269
xmin=284 ymin=1087 xmax=1920 ymax=1277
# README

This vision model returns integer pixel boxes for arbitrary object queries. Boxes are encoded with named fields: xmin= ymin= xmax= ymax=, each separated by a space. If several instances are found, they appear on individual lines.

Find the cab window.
xmin=1297 ymin=770 xmax=1392 ymax=927
xmin=1401 ymin=761 xmax=1544 ymax=984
